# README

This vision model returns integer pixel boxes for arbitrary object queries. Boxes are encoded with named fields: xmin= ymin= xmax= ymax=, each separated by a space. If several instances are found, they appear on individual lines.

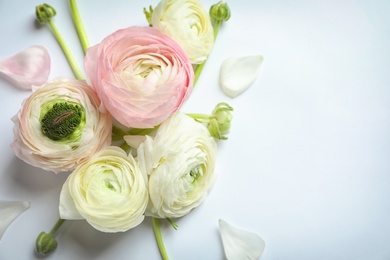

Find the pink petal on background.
xmin=0 ymin=46 xmax=50 ymax=90
xmin=219 ymin=219 xmax=265 ymax=260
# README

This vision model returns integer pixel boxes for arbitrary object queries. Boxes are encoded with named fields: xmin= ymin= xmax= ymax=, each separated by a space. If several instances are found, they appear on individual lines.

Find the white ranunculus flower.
xmin=137 ymin=112 xmax=217 ymax=218
xmin=11 ymin=78 xmax=112 ymax=173
xmin=152 ymin=0 xmax=214 ymax=64
xmin=59 ymin=146 xmax=148 ymax=232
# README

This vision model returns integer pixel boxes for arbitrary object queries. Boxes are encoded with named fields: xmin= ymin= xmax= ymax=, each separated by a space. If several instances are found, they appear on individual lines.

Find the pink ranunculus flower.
xmin=84 ymin=26 xmax=194 ymax=129
xmin=11 ymin=78 xmax=112 ymax=173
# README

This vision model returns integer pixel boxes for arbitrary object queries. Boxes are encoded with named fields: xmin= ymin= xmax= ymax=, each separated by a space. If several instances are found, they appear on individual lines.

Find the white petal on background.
xmin=0 ymin=201 xmax=30 ymax=240
xmin=220 ymin=55 xmax=264 ymax=98
xmin=219 ymin=219 xmax=265 ymax=260
xmin=0 ymin=45 xmax=50 ymax=90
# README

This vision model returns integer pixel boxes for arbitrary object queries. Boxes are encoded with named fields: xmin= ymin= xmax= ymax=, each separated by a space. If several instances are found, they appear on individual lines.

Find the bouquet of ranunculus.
xmin=0 ymin=0 xmax=266 ymax=259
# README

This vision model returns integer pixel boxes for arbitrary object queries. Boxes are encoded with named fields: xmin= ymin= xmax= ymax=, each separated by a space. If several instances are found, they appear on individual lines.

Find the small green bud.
xmin=35 ymin=232 xmax=57 ymax=256
xmin=209 ymin=1 xmax=231 ymax=22
xmin=143 ymin=5 xmax=154 ymax=27
xmin=209 ymin=118 xmax=226 ymax=140
xmin=36 ymin=3 xmax=57 ymax=24
xmin=209 ymin=102 xmax=233 ymax=140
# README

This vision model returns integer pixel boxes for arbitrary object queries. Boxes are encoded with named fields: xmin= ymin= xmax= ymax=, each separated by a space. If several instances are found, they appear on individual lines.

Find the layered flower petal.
xmin=0 ymin=201 xmax=30 ymax=240
xmin=11 ymin=78 xmax=112 ymax=173
xmin=84 ymin=26 xmax=193 ymax=128
xmin=220 ymin=55 xmax=264 ymax=98
xmin=219 ymin=219 xmax=265 ymax=260
xmin=0 ymin=46 xmax=50 ymax=90
xmin=137 ymin=112 xmax=217 ymax=218
xmin=152 ymin=0 xmax=214 ymax=64
xmin=59 ymin=146 xmax=148 ymax=232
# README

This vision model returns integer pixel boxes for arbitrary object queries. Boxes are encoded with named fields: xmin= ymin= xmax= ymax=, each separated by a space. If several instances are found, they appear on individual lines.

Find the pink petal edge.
xmin=0 ymin=45 xmax=50 ymax=90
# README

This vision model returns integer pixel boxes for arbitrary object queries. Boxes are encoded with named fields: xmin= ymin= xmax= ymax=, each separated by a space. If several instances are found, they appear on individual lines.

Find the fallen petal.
xmin=0 ymin=45 xmax=50 ymax=90
xmin=219 ymin=219 xmax=265 ymax=260
xmin=0 ymin=201 xmax=30 ymax=240
xmin=220 ymin=55 xmax=264 ymax=98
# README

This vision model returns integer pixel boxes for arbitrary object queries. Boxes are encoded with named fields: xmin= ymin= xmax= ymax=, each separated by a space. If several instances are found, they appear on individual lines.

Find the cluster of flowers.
xmin=0 ymin=0 xmax=270 ymax=258
xmin=0 ymin=0 xmax=241 ymax=257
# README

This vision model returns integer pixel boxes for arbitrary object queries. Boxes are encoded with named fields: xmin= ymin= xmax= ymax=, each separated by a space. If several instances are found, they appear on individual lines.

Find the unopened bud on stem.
xmin=35 ymin=232 xmax=57 ymax=256
xmin=36 ymin=3 xmax=57 ymax=24
xmin=209 ymin=1 xmax=231 ymax=22
xmin=209 ymin=102 xmax=233 ymax=140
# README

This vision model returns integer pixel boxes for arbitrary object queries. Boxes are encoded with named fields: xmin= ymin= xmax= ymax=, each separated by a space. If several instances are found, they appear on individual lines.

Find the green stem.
xmin=166 ymin=218 xmax=178 ymax=230
xmin=47 ymin=20 xmax=84 ymax=80
xmin=49 ymin=218 xmax=66 ymax=236
xmin=213 ymin=20 xmax=222 ymax=40
xmin=120 ymin=142 xmax=130 ymax=152
xmin=193 ymin=62 xmax=206 ymax=86
xmin=128 ymin=126 xmax=159 ymax=136
xmin=69 ymin=0 xmax=90 ymax=55
xmin=152 ymin=218 xmax=169 ymax=260
xmin=186 ymin=113 xmax=213 ymax=120
xmin=112 ymin=125 xmax=129 ymax=137
xmin=193 ymin=20 xmax=222 ymax=86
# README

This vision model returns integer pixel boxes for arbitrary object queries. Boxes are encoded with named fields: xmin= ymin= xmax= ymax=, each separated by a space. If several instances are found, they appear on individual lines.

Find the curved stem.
xmin=193 ymin=62 xmax=206 ymax=86
xmin=193 ymin=20 xmax=222 ymax=86
xmin=49 ymin=218 xmax=66 ymax=236
xmin=186 ymin=113 xmax=213 ymax=120
xmin=69 ymin=0 xmax=90 ymax=55
xmin=152 ymin=218 xmax=169 ymax=260
xmin=47 ymin=20 xmax=84 ymax=80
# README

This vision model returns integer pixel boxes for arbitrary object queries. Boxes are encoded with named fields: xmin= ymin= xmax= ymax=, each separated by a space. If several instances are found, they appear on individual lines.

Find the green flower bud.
xmin=209 ymin=118 xmax=226 ymax=140
xmin=35 ymin=232 xmax=57 ymax=256
xmin=209 ymin=102 xmax=233 ymax=140
xmin=36 ymin=4 xmax=57 ymax=24
xmin=209 ymin=1 xmax=231 ymax=22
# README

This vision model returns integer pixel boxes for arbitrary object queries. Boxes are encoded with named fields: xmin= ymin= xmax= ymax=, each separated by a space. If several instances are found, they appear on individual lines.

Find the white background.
xmin=1 ymin=0 xmax=390 ymax=259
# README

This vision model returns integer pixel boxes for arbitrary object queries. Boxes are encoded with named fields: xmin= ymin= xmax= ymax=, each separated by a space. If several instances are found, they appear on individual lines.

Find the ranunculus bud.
xmin=209 ymin=1 xmax=231 ymax=22
xmin=209 ymin=102 xmax=233 ymax=139
xmin=35 ymin=232 xmax=57 ymax=256
xmin=35 ymin=4 xmax=56 ymax=24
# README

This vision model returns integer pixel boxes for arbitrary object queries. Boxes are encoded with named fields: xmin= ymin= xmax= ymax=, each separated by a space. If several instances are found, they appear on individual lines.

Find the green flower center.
xmin=40 ymin=100 xmax=86 ymax=142
xmin=189 ymin=164 xmax=204 ymax=184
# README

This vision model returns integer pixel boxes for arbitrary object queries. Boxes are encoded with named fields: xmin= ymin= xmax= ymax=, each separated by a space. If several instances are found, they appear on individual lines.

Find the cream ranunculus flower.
xmin=152 ymin=0 xmax=214 ymax=64
xmin=137 ymin=112 xmax=217 ymax=218
xmin=59 ymin=146 xmax=148 ymax=232
xmin=11 ymin=78 xmax=112 ymax=173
